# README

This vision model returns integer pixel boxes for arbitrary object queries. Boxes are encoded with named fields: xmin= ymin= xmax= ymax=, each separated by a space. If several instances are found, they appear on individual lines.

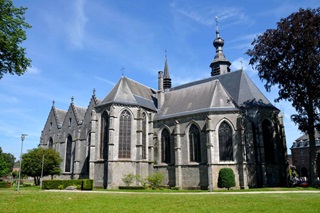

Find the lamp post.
xmin=17 ymin=134 xmax=27 ymax=191
xmin=40 ymin=152 xmax=44 ymax=189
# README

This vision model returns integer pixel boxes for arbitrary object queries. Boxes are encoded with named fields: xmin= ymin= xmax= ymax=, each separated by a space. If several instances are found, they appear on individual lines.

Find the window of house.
xmin=100 ymin=112 xmax=108 ymax=159
xmin=161 ymin=128 xmax=171 ymax=164
xmin=142 ymin=113 xmax=147 ymax=160
xmin=65 ymin=135 xmax=72 ymax=172
xmin=189 ymin=124 xmax=201 ymax=162
xmin=118 ymin=110 xmax=131 ymax=159
xmin=48 ymin=138 xmax=53 ymax=149
xmin=219 ymin=121 xmax=233 ymax=161
xmin=262 ymin=119 xmax=274 ymax=164
xmin=68 ymin=118 xmax=72 ymax=127
xmin=49 ymin=122 xmax=52 ymax=131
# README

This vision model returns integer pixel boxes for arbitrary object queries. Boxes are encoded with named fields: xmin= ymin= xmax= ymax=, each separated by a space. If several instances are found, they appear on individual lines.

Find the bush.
xmin=218 ymin=168 xmax=236 ymax=190
xmin=147 ymin=172 xmax=163 ymax=189
xmin=0 ymin=182 xmax=11 ymax=188
xmin=42 ymin=179 xmax=93 ymax=190
xmin=82 ymin=179 xmax=93 ymax=190
xmin=122 ymin=173 xmax=135 ymax=186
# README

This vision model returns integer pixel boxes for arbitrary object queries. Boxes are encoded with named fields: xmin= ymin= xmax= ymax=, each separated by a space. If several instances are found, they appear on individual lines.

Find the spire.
xmin=210 ymin=16 xmax=231 ymax=76
xmin=163 ymin=50 xmax=171 ymax=90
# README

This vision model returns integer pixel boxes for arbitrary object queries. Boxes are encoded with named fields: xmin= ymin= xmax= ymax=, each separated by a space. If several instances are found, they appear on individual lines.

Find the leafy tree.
xmin=0 ymin=147 xmax=15 ymax=177
xmin=218 ymin=168 xmax=236 ymax=190
xmin=246 ymin=8 xmax=320 ymax=184
xmin=21 ymin=147 xmax=62 ymax=186
xmin=0 ymin=0 xmax=31 ymax=79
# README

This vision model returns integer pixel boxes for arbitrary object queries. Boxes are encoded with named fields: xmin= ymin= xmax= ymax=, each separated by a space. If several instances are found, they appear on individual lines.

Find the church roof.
xmin=98 ymin=76 xmax=157 ymax=111
xmin=73 ymin=105 xmax=86 ymax=124
xmin=54 ymin=108 xmax=67 ymax=128
xmin=155 ymin=70 xmax=274 ymax=120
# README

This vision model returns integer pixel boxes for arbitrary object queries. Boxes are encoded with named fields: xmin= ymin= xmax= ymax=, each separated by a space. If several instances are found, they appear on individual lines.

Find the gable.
xmin=98 ymin=76 xmax=157 ymax=111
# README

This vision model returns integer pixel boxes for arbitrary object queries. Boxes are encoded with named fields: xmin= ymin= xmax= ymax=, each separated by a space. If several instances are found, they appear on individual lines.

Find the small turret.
xmin=163 ymin=52 xmax=172 ymax=90
xmin=210 ymin=16 xmax=231 ymax=76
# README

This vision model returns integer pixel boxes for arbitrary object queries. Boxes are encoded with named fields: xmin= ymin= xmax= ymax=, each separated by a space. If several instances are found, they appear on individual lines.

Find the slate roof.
xmin=155 ymin=70 xmax=274 ymax=120
xmin=98 ymin=76 xmax=157 ymax=111
xmin=54 ymin=108 xmax=67 ymax=128
xmin=73 ymin=105 xmax=87 ymax=124
xmin=291 ymin=131 xmax=320 ymax=149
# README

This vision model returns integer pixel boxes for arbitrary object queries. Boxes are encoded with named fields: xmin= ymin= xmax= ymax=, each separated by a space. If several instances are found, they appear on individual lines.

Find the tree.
xmin=0 ymin=147 xmax=15 ymax=177
xmin=246 ymin=8 xmax=320 ymax=184
xmin=218 ymin=168 xmax=236 ymax=190
xmin=0 ymin=0 xmax=31 ymax=79
xmin=21 ymin=147 xmax=62 ymax=186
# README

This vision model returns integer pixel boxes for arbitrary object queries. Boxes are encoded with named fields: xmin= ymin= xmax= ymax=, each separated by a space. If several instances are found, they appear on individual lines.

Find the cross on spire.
xmin=121 ymin=66 xmax=125 ymax=76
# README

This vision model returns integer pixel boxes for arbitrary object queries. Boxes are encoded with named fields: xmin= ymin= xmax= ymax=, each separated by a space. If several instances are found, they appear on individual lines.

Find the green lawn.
xmin=1 ymin=188 xmax=320 ymax=212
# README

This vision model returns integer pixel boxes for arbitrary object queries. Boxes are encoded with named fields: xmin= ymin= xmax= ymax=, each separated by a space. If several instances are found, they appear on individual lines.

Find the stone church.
xmin=39 ymin=26 xmax=288 ymax=189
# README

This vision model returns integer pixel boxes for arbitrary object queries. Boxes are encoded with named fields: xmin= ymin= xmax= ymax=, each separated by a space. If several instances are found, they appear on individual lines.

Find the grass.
xmin=1 ymin=187 xmax=320 ymax=212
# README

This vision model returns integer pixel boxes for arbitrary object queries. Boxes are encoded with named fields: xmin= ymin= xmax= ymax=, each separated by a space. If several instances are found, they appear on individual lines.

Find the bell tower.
xmin=210 ymin=17 xmax=231 ymax=76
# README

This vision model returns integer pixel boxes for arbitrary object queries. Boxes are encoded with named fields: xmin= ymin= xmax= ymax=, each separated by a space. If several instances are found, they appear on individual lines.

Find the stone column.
xmin=89 ymin=110 xmax=97 ymax=180
xmin=206 ymin=116 xmax=214 ymax=192
xmin=136 ymin=108 xmax=143 ymax=184
xmin=174 ymin=120 xmax=182 ymax=188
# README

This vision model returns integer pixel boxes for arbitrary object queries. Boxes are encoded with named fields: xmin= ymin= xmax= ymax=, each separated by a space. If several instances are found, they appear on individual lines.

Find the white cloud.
xmin=231 ymin=57 xmax=255 ymax=74
xmin=27 ymin=66 xmax=41 ymax=75
xmin=170 ymin=0 xmax=251 ymax=26
xmin=94 ymin=76 xmax=116 ymax=86
xmin=67 ymin=0 xmax=88 ymax=48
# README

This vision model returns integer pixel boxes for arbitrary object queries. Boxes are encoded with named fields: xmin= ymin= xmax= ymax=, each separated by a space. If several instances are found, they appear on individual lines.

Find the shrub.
xmin=218 ymin=168 xmax=236 ymax=190
xmin=42 ymin=179 xmax=93 ymax=190
xmin=122 ymin=174 xmax=135 ymax=186
xmin=0 ymin=182 xmax=11 ymax=188
xmin=82 ymin=179 xmax=93 ymax=190
xmin=147 ymin=172 xmax=163 ymax=189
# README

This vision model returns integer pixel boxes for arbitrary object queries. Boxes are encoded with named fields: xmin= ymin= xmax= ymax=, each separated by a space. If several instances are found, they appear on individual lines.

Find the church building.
xmin=40 ymin=25 xmax=288 ymax=189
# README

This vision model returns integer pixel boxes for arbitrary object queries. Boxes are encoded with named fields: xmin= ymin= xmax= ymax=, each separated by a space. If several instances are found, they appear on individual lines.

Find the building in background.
xmin=290 ymin=132 xmax=320 ymax=177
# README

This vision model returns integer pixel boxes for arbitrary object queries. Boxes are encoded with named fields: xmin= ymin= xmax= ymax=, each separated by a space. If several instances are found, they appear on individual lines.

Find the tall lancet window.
xmin=189 ymin=124 xmax=201 ymax=162
xmin=161 ymin=128 xmax=171 ymax=164
xmin=262 ymin=119 xmax=274 ymax=164
xmin=100 ymin=112 xmax=109 ymax=159
xmin=142 ymin=113 xmax=147 ymax=160
xmin=119 ymin=110 xmax=131 ymax=159
xmin=48 ymin=138 xmax=53 ymax=149
xmin=65 ymin=135 xmax=72 ymax=172
xmin=219 ymin=122 xmax=233 ymax=161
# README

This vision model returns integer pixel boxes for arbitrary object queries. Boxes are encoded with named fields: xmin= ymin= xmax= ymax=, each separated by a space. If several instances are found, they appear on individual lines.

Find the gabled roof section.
xmin=72 ymin=104 xmax=86 ymax=125
xmin=155 ymin=70 xmax=274 ymax=120
xmin=53 ymin=108 xmax=67 ymax=128
xmin=98 ymin=76 xmax=157 ymax=111
xmin=155 ymin=79 xmax=237 ymax=119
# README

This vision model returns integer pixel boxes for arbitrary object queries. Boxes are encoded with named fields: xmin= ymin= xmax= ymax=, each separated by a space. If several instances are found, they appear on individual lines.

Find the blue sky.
xmin=1 ymin=0 xmax=319 ymax=160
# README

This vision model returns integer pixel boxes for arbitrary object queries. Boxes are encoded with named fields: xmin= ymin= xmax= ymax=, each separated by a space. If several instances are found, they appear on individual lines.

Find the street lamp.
xmin=17 ymin=134 xmax=27 ymax=191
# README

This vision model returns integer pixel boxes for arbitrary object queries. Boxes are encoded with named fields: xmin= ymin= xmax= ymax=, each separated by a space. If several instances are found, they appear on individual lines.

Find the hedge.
xmin=0 ymin=182 xmax=12 ymax=188
xmin=42 ymin=179 xmax=93 ymax=190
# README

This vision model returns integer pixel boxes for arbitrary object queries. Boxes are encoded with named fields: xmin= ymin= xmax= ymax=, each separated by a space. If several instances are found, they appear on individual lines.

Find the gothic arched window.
xmin=189 ymin=124 xmax=201 ymax=162
xmin=48 ymin=137 xmax=53 ymax=149
xmin=262 ymin=119 xmax=274 ymax=164
xmin=219 ymin=122 xmax=233 ymax=161
xmin=119 ymin=110 xmax=131 ymax=159
xmin=161 ymin=128 xmax=171 ymax=164
xmin=65 ymin=135 xmax=72 ymax=172
xmin=100 ymin=112 xmax=109 ymax=159
xmin=142 ymin=113 xmax=147 ymax=160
